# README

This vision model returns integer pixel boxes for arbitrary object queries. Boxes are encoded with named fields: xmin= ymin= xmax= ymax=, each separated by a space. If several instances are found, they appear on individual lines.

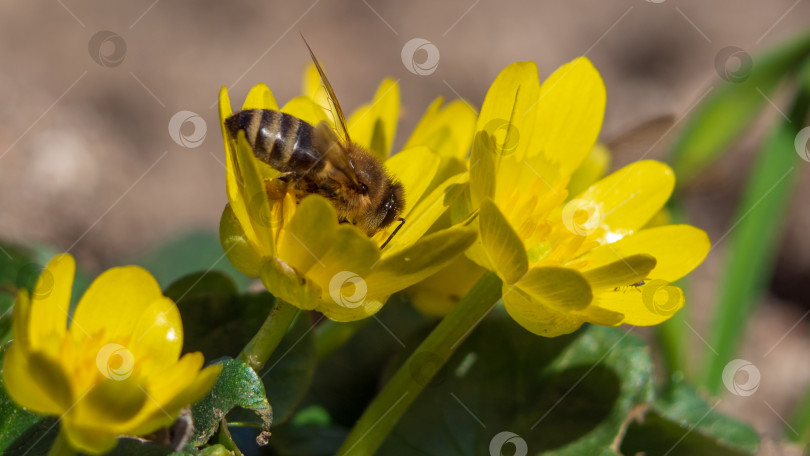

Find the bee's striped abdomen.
xmin=225 ymin=109 xmax=324 ymax=174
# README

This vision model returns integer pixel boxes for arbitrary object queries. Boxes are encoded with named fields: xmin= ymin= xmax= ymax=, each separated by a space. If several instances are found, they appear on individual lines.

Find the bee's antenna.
xmin=381 ymin=217 xmax=406 ymax=249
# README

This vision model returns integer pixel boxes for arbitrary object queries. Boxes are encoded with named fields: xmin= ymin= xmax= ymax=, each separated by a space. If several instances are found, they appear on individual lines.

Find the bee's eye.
xmin=358 ymin=183 xmax=369 ymax=194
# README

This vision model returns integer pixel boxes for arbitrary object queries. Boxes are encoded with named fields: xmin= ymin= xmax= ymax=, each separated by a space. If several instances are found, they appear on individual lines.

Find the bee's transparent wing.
xmin=312 ymin=121 xmax=361 ymax=187
xmin=302 ymin=35 xmax=352 ymax=145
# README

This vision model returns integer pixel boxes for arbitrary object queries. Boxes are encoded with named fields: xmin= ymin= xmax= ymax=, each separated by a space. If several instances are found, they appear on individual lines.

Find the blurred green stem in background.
xmin=238 ymin=299 xmax=300 ymax=372
xmin=656 ymin=199 xmax=692 ymax=378
xmin=335 ymin=271 xmax=503 ymax=455
xmin=701 ymin=67 xmax=810 ymax=395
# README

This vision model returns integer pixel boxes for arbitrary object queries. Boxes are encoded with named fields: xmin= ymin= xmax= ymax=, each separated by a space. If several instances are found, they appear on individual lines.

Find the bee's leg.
xmin=380 ymin=217 xmax=406 ymax=249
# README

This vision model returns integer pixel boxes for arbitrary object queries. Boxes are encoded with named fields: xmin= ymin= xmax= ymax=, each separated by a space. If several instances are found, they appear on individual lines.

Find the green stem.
xmin=315 ymin=319 xmax=370 ymax=360
xmin=47 ymin=428 xmax=75 ymax=456
xmin=336 ymin=271 xmax=503 ymax=455
xmin=238 ymin=299 xmax=299 ymax=371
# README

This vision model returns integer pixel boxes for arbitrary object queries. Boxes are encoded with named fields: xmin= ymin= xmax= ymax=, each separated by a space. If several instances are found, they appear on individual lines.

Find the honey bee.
xmin=225 ymin=38 xmax=404 ymax=246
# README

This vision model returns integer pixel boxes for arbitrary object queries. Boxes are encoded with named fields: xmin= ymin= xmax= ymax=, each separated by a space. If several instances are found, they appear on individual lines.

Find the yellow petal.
xmin=581 ymin=254 xmax=656 ymax=291
xmin=404 ymin=97 xmax=476 ymax=160
xmin=503 ymin=287 xmax=585 ymax=337
xmin=242 ymin=83 xmax=279 ymax=111
xmin=575 ymin=225 xmax=710 ymax=282
xmin=365 ymin=225 xmax=477 ymax=298
xmin=567 ymin=143 xmax=611 ymax=199
xmin=28 ymin=254 xmax=74 ymax=355
xmin=61 ymin=418 xmax=120 ymax=454
xmin=528 ymin=57 xmax=606 ymax=174
xmin=516 ymin=266 xmax=592 ymax=311
xmin=469 ymin=132 xmax=497 ymax=209
xmin=384 ymin=146 xmax=440 ymax=217
xmin=129 ymin=297 xmax=183 ymax=376
xmin=303 ymin=225 xmax=381 ymax=299
xmin=74 ymin=378 xmax=147 ymax=427
xmin=576 ymin=160 xmax=675 ymax=236
xmin=220 ymin=87 xmax=260 ymax=252
xmin=71 ymin=266 xmax=163 ymax=343
xmin=474 ymin=62 xmax=540 ymax=162
xmin=594 ymin=281 xmax=685 ymax=326
xmin=281 ymin=96 xmax=331 ymax=127
xmin=479 ymin=199 xmax=527 ymax=284
xmin=382 ymin=174 xmax=467 ymax=256
xmin=129 ymin=353 xmax=221 ymax=434
xmin=2 ymin=344 xmax=66 ymax=415
xmin=259 ymin=258 xmax=322 ymax=312
xmin=278 ymin=196 xmax=339 ymax=276
xmin=407 ymin=254 xmax=485 ymax=317
xmin=219 ymin=204 xmax=264 ymax=278
xmin=234 ymin=131 xmax=277 ymax=254
xmin=348 ymin=78 xmax=400 ymax=160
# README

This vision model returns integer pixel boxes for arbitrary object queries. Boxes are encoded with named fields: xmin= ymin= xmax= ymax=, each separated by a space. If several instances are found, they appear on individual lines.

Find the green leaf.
xmin=257 ymin=312 xmax=317 ymax=426
xmin=0 ymin=343 xmax=55 ymax=455
xmin=165 ymin=271 xmax=273 ymax=361
xmin=702 ymin=79 xmax=810 ymax=394
xmin=131 ymin=231 xmax=253 ymax=291
xmin=622 ymin=377 xmax=759 ymax=455
xmin=670 ymin=29 xmax=810 ymax=184
xmin=379 ymin=318 xmax=654 ymax=455
xmin=190 ymin=358 xmax=272 ymax=447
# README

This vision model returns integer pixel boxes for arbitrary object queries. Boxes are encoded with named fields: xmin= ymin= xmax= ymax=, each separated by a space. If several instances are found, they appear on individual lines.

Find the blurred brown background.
xmin=1 ymin=0 xmax=810 ymax=448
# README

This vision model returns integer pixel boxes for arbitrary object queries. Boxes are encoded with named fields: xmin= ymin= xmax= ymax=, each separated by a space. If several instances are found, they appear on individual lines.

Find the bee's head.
xmin=359 ymin=180 xmax=404 ymax=236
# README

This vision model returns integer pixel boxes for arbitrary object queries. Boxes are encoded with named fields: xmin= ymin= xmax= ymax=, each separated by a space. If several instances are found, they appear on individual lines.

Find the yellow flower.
xmin=456 ymin=59 xmax=710 ymax=337
xmin=1 ymin=254 xmax=221 ymax=454
xmin=218 ymin=66 xmax=477 ymax=322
